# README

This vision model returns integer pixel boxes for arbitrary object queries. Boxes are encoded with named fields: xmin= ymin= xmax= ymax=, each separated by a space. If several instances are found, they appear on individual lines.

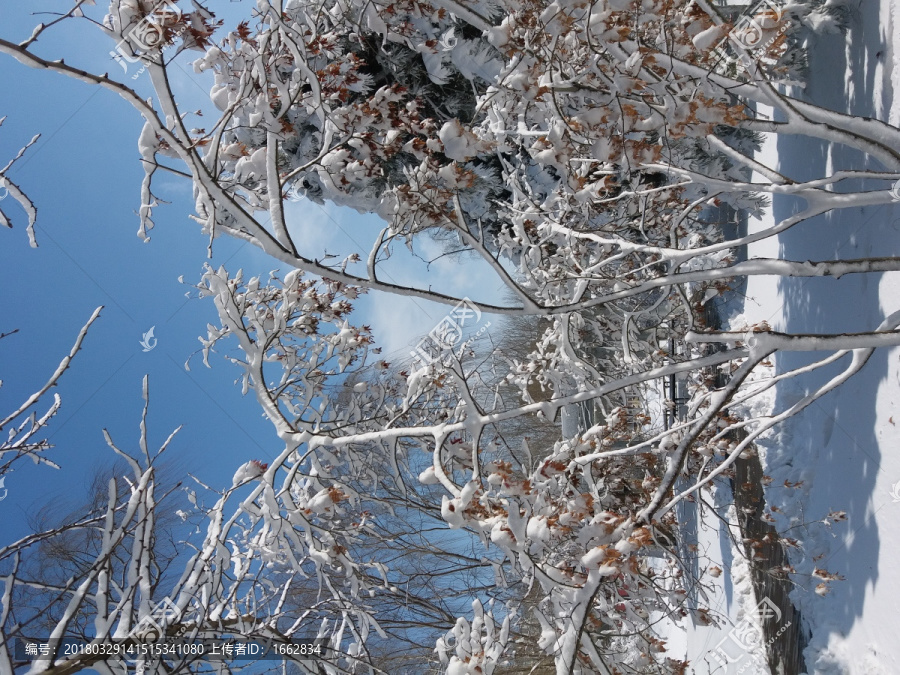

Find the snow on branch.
xmin=0 ymin=119 xmax=40 ymax=247
xmin=0 ymin=307 xmax=102 ymax=477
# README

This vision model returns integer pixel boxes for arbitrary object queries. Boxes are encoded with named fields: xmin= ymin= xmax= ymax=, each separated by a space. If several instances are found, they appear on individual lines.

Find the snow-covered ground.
xmin=669 ymin=2 xmax=900 ymax=672
xmin=742 ymin=1 xmax=900 ymax=671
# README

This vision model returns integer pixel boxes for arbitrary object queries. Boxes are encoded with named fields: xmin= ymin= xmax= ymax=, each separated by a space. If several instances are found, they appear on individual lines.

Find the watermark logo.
xmin=711 ymin=596 xmax=790 ymax=669
xmin=131 ymin=597 xmax=182 ymax=640
xmin=0 ymin=475 xmax=7 ymax=502
xmin=110 ymin=0 xmax=184 ymax=78
xmin=109 ymin=653 xmax=148 ymax=675
xmin=140 ymin=326 xmax=157 ymax=352
xmin=890 ymin=480 xmax=900 ymax=502
xmin=411 ymin=298 xmax=491 ymax=365
xmin=730 ymin=0 xmax=786 ymax=49
xmin=104 ymin=597 xmax=183 ymax=672
xmin=0 ymin=177 xmax=8 ymax=202
xmin=713 ymin=0 xmax=789 ymax=66
xmin=890 ymin=179 xmax=900 ymax=202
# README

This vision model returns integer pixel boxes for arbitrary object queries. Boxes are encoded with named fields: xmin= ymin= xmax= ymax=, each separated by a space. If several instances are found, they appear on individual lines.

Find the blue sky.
xmin=0 ymin=1 xmax=507 ymax=542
